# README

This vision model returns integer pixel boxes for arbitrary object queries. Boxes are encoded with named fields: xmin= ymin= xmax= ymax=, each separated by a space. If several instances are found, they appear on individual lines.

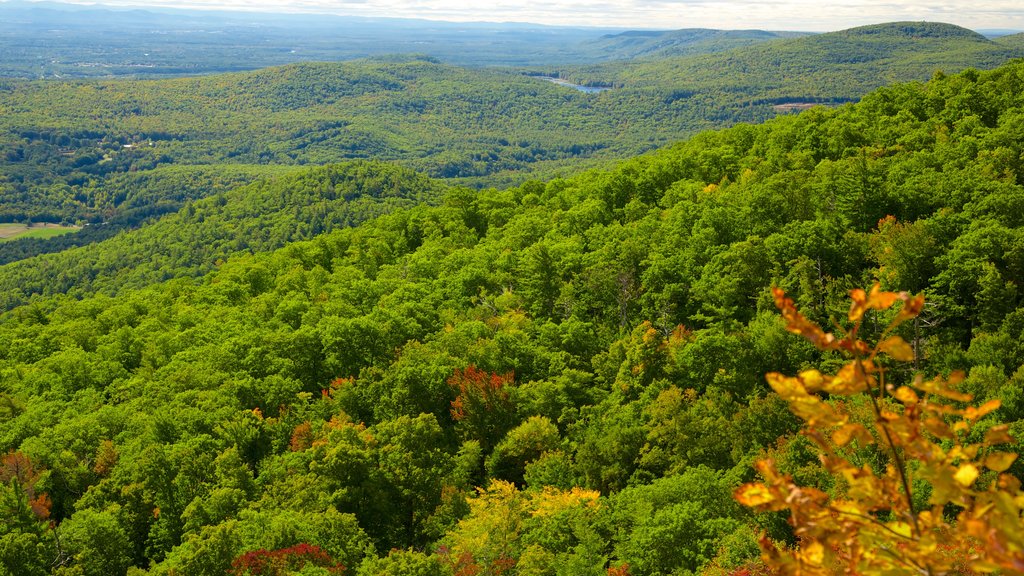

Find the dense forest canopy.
xmin=1 ymin=58 xmax=1023 ymax=575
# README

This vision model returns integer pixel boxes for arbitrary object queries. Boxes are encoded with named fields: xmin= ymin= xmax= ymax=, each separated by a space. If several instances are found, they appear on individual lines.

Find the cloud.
xmin=27 ymin=0 xmax=1024 ymax=30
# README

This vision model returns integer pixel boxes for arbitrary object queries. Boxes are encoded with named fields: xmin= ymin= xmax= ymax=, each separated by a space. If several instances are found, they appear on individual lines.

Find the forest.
xmin=0 ymin=21 xmax=1021 ymax=248
xmin=1 ymin=55 xmax=1024 ymax=575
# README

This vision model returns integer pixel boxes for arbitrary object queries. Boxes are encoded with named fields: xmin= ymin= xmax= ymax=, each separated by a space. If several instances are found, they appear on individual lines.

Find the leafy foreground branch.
xmin=737 ymin=285 xmax=1024 ymax=575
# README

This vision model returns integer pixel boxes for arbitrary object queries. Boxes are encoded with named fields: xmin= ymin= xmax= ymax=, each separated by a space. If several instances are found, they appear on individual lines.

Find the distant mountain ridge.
xmin=583 ymin=21 xmax=1024 ymax=103
xmin=0 ymin=2 xmax=1016 ymax=76
xmin=580 ymin=28 xmax=812 ymax=60
xmin=842 ymin=21 xmax=990 ymax=39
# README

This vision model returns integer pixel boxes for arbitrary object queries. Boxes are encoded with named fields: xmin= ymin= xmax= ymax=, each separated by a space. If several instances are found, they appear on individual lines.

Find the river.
xmin=536 ymin=76 xmax=612 ymax=94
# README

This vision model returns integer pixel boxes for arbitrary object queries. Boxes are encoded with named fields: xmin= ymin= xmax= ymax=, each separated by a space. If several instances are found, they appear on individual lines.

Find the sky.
xmin=20 ymin=0 xmax=1024 ymax=31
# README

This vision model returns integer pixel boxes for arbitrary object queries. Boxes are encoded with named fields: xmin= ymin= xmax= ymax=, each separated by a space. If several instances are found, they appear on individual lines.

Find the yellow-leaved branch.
xmin=736 ymin=285 xmax=1024 ymax=575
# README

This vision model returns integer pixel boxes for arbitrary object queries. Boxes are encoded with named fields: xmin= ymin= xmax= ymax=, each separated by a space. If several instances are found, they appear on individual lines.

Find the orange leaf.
xmin=916 ymin=374 xmax=973 ymax=402
xmin=848 ymin=288 xmax=868 ymax=322
xmin=824 ymin=362 xmax=869 ymax=394
xmin=892 ymin=386 xmax=919 ymax=405
xmin=849 ymin=284 xmax=902 ymax=321
xmin=984 ymin=452 xmax=1017 ymax=472
xmin=965 ymin=399 xmax=1002 ymax=421
xmin=984 ymin=425 xmax=1014 ymax=445
xmin=923 ymin=417 xmax=953 ymax=439
xmin=894 ymin=293 xmax=925 ymax=324
xmin=774 ymin=287 xmax=838 ymax=350
xmin=867 ymin=284 xmax=902 ymax=310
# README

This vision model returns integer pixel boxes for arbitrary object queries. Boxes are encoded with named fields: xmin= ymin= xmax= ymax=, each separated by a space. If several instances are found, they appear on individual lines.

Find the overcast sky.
xmin=25 ymin=0 xmax=1024 ymax=30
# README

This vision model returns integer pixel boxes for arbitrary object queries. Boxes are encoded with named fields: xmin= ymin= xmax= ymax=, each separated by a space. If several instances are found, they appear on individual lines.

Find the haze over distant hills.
xmin=8 ymin=0 xmax=1017 ymax=77
xmin=0 ymin=0 xmax=805 ymax=75
xmin=577 ymin=29 xmax=814 ymax=61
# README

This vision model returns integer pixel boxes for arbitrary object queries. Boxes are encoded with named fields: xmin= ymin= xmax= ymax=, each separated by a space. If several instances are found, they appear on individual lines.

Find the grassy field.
xmin=0 ymin=223 xmax=80 ymax=242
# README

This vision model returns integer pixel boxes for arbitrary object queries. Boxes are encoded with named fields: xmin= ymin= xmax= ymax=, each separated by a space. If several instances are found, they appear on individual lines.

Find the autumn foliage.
xmin=736 ymin=285 xmax=1024 ymax=574
xmin=289 ymin=421 xmax=314 ymax=452
xmin=229 ymin=543 xmax=345 ymax=575
xmin=449 ymin=365 xmax=517 ymax=449
xmin=0 ymin=450 xmax=51 ymax=521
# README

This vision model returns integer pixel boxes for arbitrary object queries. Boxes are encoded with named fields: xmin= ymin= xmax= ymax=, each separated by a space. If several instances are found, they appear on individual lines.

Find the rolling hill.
xmin=572 ymin=22 xmax=1024 ymax=99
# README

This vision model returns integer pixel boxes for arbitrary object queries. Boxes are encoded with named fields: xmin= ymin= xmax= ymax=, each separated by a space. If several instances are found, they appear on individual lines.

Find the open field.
xmin=0 ymin=223 xmax=80 ymax=242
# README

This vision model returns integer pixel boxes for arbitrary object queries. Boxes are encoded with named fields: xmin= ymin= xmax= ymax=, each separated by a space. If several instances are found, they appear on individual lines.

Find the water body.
xmin=536 ymin=76 xmax=611 ymax=94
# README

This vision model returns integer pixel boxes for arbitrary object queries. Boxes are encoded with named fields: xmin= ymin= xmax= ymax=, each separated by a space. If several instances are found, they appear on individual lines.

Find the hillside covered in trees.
xmin=1 ymin=21 xmax=1021 ymax=245
xmin=1 ymin=57 xmax=1024 ymax=575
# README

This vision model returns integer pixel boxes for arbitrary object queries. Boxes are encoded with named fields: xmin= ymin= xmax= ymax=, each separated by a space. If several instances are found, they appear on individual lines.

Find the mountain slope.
xmin=996 ymin=32 xmax=1024 ymax=49
xmin=583 ymin=22 xmax=1023 ymax=100
xmin=0 ymin=161 xmax=445 ymax=310
xmin=1 ymin=60 xmax=1023 ymax=576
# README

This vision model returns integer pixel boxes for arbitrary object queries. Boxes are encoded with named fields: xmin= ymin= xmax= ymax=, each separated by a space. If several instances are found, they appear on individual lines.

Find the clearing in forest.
xmin=0 ymin=222 xmax=80 ymax=242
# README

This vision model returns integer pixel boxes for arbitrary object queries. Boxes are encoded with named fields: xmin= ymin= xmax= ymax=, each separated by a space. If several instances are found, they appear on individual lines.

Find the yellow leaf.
xmin=970 ymin=560 xmax=1004 ymax=573
xmin=954 ymin=464 xmax=979 ymax=487
xmin=892 ymin=386 xmax=919 ymax=405
xmin=878 ymin=336 xmax=914 ymax=362
xmin=793 ymin=400 xmax=841 ymax=428
xmin=802 ymin=540 xmax=825 ymax=566
xmin=917 ymin=374 xmax=973 ymax=402
xmin=886 ymin=521 xmax=912 ymax=538
xmin=929 ymin=472 xmax=958 ymax=505
xmin=799 ymin=369 xmax=827 ymax=392
xmin=765 ymin=372 xmax=809 ymax=401
xmin=832 ymin=423 xmax=871 ymax=447
xmin=735 ymin=483 xmax=775 ymax=507
xmin=824 ymin=361 xmax=868 ymax=394
xmin=984 ymin=452 xmax=1017 ymax=472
